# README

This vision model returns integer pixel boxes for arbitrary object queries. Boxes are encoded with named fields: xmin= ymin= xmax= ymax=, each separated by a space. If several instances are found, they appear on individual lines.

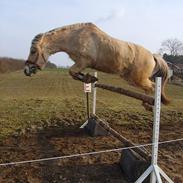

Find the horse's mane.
xmin=31 ymin=33 xmax=44 ymax=49
xmin=46 ymin=22 xmax=94 ymax=35
xmin=31 ymin=23 xmax=95 ymax=49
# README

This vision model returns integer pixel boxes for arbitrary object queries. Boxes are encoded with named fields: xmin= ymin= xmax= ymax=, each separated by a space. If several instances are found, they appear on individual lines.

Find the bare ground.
xmin=0 ymin=114 xmax=182 ymax=183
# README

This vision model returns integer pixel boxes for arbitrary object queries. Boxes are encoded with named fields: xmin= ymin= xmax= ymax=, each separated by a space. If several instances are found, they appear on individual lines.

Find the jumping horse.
xmin=24 ymin=23 xmax=170 ymax=108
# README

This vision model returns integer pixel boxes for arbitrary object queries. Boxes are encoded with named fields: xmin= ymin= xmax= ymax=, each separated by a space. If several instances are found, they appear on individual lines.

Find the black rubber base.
xmin=84 ymin=117 xmax=109 ymax=136
xmin=119 ymin=149 xmax=150 ymax=183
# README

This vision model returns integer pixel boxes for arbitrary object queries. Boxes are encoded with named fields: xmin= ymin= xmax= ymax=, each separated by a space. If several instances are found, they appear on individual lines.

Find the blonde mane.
xmin=46 ymin=22 xmax=94 ymax=35
xmin=31 ymin=33 xmax=44 ymax=49
xmin=31 ymin=23 xmax=94 ymax=49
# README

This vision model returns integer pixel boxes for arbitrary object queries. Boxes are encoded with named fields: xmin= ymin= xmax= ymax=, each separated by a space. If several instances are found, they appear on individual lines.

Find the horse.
xmin=24 ymin=22 xmax=170 ymax=106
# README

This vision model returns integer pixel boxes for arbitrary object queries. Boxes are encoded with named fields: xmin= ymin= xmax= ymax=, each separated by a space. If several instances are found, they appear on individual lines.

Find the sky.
xmin=0 ymin=0 xmax=183 ymax=66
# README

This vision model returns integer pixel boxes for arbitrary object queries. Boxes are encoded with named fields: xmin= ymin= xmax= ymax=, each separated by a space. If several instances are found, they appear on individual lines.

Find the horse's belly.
xmin=92 ymin=59 xmax=121 ymax=74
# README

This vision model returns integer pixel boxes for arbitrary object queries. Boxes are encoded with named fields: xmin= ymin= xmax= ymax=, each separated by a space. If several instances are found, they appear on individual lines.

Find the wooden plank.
xmin=95 ymin=83 xmax=154 ymax=105
xmin=92 ymin=115 xmax=151 ymax=161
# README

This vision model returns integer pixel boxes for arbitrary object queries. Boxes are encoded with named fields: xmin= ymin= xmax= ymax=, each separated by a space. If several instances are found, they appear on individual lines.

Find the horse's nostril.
xmin=24 ymin=69 xmax=30 ymax=76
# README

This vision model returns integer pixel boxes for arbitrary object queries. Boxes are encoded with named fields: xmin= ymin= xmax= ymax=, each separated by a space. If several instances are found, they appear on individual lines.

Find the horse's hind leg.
xmin=138 ymin=78 xmax=155 ymax=111
xmin=140 ymin=79 xmax=155 ymax=95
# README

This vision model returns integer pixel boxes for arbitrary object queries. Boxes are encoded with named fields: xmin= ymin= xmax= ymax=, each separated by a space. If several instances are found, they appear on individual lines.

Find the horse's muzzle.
xmin=24 ymin=65 xmax=38 ymax=76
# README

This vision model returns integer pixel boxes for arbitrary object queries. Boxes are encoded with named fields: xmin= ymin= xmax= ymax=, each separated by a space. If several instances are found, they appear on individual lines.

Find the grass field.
xmin=0 ymin=68 xmax=183 ymax=140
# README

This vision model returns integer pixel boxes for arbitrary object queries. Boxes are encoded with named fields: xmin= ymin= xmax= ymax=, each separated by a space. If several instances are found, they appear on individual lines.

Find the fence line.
xmin=0 ymin=138 xmax=182 ymax=167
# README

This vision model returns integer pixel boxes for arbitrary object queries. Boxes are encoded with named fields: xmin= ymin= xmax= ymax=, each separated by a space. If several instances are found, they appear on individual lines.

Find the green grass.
xmin=0 ymin=69 xmax=183 ymax=140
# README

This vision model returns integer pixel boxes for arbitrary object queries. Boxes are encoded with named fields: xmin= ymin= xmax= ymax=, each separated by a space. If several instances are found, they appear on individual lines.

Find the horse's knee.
xmin=69 ymin=69 xmax=77 ymax=78
xmin=69 ymin=62 xmax=86 ymax=78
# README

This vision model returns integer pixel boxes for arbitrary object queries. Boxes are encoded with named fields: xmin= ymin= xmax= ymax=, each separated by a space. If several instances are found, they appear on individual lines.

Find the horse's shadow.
xmin=37 ymin=125 xmax=87 ymax=138
xmin=0 ymin=125 xmax=128 ymax=183
xmin=35 ymin=125 xmax=88 ymax=162
xmin=34 ymin=125 xmax=129 ymax=183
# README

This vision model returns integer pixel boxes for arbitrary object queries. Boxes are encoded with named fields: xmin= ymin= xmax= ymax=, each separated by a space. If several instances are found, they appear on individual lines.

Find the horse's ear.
xmin=34 ymin=33 xmax=43 ymax=39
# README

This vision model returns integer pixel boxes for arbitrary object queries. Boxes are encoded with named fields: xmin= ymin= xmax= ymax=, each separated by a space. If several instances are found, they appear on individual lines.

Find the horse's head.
xmin=24 ymin=33 xmax=48 ymax=76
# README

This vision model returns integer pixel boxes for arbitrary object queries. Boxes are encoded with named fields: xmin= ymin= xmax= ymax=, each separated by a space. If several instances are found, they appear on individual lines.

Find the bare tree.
xmin=159 ymin=38 xmax=183 ymax=56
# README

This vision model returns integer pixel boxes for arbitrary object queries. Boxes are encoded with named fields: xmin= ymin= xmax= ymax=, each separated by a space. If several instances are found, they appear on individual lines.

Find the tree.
xmin=163 ymin=53 xmax=183 ymax=65
xmin=159 ymin=38 xmax=183 ymax=56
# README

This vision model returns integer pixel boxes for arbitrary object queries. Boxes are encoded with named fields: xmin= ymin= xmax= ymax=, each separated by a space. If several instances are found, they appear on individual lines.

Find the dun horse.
xmin=24 ymin=23 xmax=170 ymax=106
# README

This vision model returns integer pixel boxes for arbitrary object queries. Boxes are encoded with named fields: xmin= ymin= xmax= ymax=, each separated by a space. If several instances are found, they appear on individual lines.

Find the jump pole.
xmin=92 ymin=72 xmax=97 ymax=115
xmin=135 ymin=77 xmax=173 ymax=183
xmin=91 ymin=72 xmax=150 ymax=160
xmin=80 ymin=82 xmax=92 ymax=128
xmin=94 ymin=83 xmax=154 ymax=106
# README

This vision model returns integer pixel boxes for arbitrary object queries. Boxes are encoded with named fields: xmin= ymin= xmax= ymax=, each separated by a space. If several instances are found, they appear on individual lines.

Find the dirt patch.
xmin=0 ymin=118 xmax=183 ymax=183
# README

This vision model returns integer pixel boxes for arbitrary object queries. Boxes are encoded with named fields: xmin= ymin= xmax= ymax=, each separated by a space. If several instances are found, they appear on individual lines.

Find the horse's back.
xmin=66 ymin=23 xmax=156 ymax=79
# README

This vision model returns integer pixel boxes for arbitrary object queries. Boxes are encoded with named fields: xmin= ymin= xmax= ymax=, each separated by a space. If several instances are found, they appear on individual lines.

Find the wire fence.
xmin=0 ymin=138 xmax=182 ymax=167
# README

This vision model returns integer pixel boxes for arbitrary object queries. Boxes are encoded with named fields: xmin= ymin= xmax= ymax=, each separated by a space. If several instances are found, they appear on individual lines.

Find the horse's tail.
xmin=152 ymin=54 xmax=170 ymax=105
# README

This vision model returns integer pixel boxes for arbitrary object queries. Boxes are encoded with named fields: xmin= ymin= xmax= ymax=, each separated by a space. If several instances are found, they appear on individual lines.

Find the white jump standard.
xmin=135 ymin=77 xmax=173 ymax=183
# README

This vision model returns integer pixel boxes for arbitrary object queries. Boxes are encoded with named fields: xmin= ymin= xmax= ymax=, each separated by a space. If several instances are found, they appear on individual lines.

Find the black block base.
xmin=84 ymin=117 xmax=109 ymax=136
xmin=119 ymin=149 xmax=150 ymax=183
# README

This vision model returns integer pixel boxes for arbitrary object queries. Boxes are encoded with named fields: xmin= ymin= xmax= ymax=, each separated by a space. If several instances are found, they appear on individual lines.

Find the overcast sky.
xmin=0 ymin=0 xmax=183 ymax=66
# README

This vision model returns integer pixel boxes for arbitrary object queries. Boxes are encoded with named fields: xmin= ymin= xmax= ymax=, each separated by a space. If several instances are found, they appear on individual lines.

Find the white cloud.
xmin=95 ymin=9 xmax=125 ymax=23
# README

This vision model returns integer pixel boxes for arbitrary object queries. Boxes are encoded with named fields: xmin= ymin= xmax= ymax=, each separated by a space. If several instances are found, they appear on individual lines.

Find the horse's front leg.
xmin=69 ymin=62 xmax=98 ymax=83
xmin=142 ymin=102 xmax=153 ymax=112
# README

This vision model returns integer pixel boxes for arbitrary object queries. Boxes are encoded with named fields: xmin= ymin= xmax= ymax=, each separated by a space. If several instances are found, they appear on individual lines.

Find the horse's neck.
xmin=44 ymin=30 xmax=70 ymax=55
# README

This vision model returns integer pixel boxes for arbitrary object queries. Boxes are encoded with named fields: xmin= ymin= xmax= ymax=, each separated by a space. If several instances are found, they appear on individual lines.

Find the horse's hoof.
xmin=90 ymin=76 xmax=98 ymax=83
xmin=142 ymin=102 xmax=153 ymax=112
xmin=84 ymin=74 xmax=98 ymax=83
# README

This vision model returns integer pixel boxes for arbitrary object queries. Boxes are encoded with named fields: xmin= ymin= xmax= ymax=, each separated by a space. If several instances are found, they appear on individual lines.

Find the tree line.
xmin=159 ymin=38 xmax=183 ymax=65
xmin=0 ymin=57 xmax=57 ymax=74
